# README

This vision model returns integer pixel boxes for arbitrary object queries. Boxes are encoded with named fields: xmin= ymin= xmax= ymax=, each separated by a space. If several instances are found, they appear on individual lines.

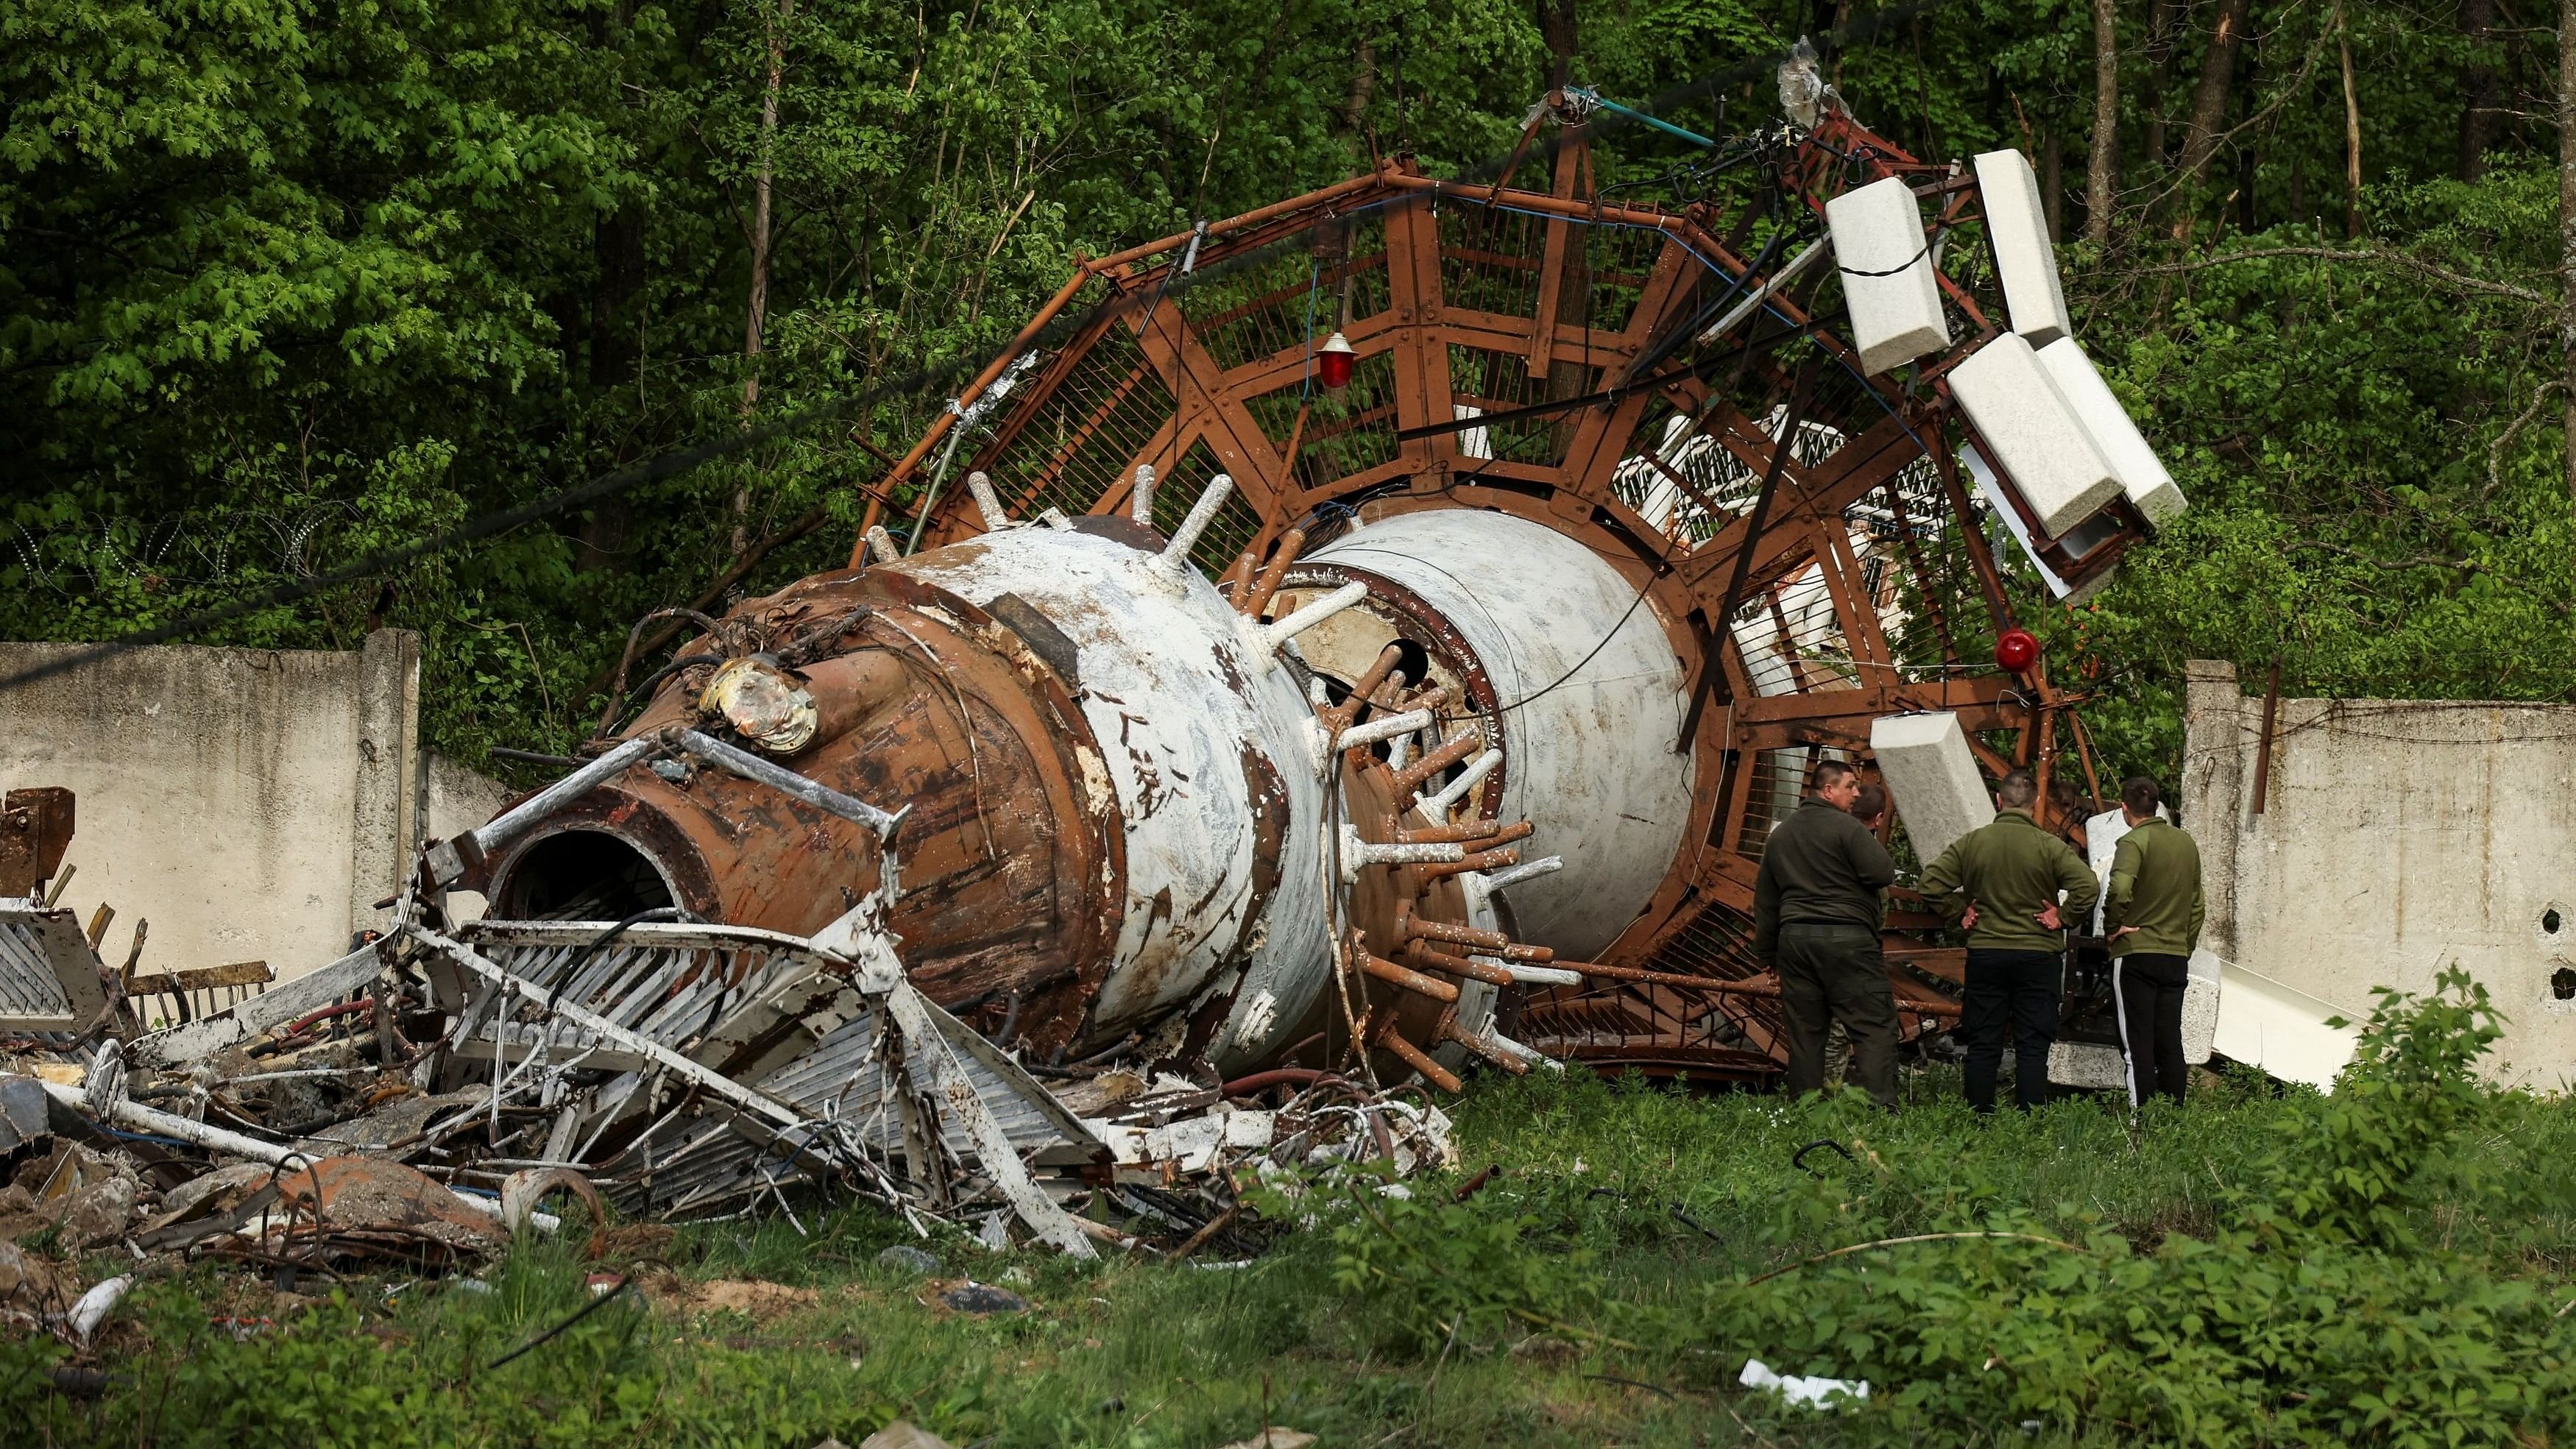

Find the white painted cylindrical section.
xmin=886 ymin=528 xmax=1327 ymax=1061
xmin=1306 ymin=511 xmax=1694 ymax=958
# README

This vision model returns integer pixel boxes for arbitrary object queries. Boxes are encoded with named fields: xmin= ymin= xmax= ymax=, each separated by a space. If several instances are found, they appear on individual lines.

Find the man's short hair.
xmin=1809 ymin=759 xmax=1856 ymax=793
xmin=2122 ymin=776 xmax=2163 ymax=817
xmin=1994 ymin=768 xmax=2039 ymax=809
xmin=1850 ymin=783 xmax=1888 ymax=820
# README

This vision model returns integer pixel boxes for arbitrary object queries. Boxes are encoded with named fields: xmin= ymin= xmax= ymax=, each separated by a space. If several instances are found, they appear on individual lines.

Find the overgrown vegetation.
xmin=8 ymin=0 xmax=2572 ymax=784
xmin=10 ymin=973 xmax=2575 ymax=1445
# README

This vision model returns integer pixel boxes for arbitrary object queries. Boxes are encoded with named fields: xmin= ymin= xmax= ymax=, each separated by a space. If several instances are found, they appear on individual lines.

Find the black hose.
xmin=561 ymin=907 xmax=688 ymax=980
xmin=1793 ymin=1138 xmax=1858 ymax=1177
xmin=485 ymin=1275 xmax=637 ymax=1370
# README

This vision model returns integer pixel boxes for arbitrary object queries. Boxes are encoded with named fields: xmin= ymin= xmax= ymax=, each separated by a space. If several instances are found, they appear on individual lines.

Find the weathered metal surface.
xmin=0 ymin=787 xmax=73 ymax=899
xmin=475 ymin=567 xmax=1124 ymax=1058
xmin=1290 ymin=509 xmax=1694 ymax=960
xmin=885 ymin=522 xmax=1328 ymax=1066
xmin=0 ymin=902 xmax=104 ymax=1032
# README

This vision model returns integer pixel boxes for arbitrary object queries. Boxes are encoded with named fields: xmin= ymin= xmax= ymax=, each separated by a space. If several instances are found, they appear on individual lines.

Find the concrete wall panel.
xmin=2185 ymin=660 xmax=2576 ymax=1088
xmin=0 ymin=633 xmax=504 ymax=983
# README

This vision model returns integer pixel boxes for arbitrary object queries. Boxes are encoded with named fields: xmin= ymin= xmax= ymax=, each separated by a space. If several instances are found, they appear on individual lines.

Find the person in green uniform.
xmin=1753 ymin=760 xmax=1900 ymax=1108
xmin=2103 ymin=775 xmax=2206 ymax=1108
xmin=1918 ymin=768 xmax=2101 ymax=1113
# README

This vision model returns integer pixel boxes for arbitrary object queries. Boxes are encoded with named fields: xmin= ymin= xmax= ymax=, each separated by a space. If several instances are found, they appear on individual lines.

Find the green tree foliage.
xmin=4 ymin=0 xmax=2571 ymax=778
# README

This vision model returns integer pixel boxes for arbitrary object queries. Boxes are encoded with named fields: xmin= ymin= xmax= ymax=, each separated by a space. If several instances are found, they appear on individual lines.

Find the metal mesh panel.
xmin=1178 ymin=247 xmax=1331 ymax=373
xmin=1733 ymin=744 xmax=1855 ymax=862
xmin=1644 ymin=896 xmax=1764 ymax=980
xmin=1447 ymin=346 xmax=1588 ymax=466
xmin=984 ymin=325 xmax=1177 ymax=522
xmin=1574 ymin=222 xmax=1664 ymax=333
xmin=1861 ymin=470 xmax=1989 ymax=674
xmin=1437 ymin=205 xmax=1547 ymax=317
xmin=1240 ymin=349 xmax=1401 ymax=490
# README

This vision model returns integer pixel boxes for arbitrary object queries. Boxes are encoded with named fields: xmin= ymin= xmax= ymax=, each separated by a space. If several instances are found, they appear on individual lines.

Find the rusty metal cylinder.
xmin=883 ymin=521 xmax=1334 ymax=1068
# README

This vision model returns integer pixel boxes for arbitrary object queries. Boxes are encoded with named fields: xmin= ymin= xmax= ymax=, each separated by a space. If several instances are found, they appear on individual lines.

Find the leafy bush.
xmin=1323 ymin=970 xmax=2576 ymax=1445
xmin=1696 ymin=969 xmax=2574 ymax=1445
xmin=1302 ymin=1163 xmax=1600 ymax=1354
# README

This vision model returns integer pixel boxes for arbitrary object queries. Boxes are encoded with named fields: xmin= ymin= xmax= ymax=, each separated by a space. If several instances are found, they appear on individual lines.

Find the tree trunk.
xmin=1343 ymin=39 xmax=1376 ymax=135
xmin=2459 ymin=0 xmax=2496 ymax=180
xmin=2142 ymin=0 xmax=2176 ymax=165
xmin=590 ymin=215 xmax=645 ymax=388
xmin=730 ymin=0 xmax=793 ymax=559
xmin=2340 ymin=32 xmax=2363 ymax=237
xmin=2558 ymin=0 xmax=2576 ymax=503
xmin=2087 ymin=0 xmax=2119 ymax=244
xmin=1540 ymin=0 xmax=1577 ymax=89
xmin=2173 ymin=0 xmax=2251 ymax=194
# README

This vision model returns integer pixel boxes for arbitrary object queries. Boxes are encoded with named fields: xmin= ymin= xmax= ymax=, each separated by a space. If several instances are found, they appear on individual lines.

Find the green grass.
xmin=12 ymin=1034 xmax=2576 ymax=1448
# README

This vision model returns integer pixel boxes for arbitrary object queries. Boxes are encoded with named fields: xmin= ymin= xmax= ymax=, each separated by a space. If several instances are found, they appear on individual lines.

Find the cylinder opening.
xmin=492 ymin=829 xmax=678 ymax=921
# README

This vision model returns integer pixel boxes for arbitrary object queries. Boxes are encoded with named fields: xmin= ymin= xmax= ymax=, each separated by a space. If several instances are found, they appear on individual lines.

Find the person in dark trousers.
xmin=1816 ymin=783 xmax=1894 ymax=1086
xmin=1919 ymin=768 xmax=2100 ymax=1113
xmin=2103 ymin=776 xmax=2205 ymax=1108
xmin=1753 ymin=760 xmax=1901 ymax=1109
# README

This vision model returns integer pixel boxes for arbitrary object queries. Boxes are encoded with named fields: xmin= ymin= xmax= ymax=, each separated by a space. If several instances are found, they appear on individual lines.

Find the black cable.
xmin=484 ymin=1274 xmax=636 ymax=1370
xmin=1793 ymin=1138 xmax=1858 ymax=1176
xmin=1490 ymin=574 xmax=1660 ymax=717
xmin=560 ymin=907 xmax=687 ymax=981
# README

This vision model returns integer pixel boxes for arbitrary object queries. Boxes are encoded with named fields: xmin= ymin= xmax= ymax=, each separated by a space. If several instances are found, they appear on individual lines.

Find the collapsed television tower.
xmin=453 ymin=63 xmax=2182 ymax=1093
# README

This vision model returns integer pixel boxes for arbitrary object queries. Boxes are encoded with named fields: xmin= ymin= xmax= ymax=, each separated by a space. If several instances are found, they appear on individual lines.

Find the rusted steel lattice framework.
xmin=852 ymin=99 xmax=2132 ymax=1080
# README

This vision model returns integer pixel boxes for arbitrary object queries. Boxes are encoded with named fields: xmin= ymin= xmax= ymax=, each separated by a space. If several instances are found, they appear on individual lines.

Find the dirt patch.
xmin=647 ymin=1275 xmax=820 ymax=1320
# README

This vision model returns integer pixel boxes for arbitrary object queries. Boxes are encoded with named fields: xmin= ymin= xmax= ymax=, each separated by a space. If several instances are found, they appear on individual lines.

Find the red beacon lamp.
xmin=1994 ymin=626 xmax=2040 ymax=673
xmin=1316 ymin=330 xmax=1356 ymax=391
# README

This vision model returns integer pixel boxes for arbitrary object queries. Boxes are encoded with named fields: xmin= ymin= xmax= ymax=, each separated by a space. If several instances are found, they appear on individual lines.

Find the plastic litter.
xmin=1738 ymin=1357 xmax=1869 ymax=1408
xmin=66 ymin=1275 xmax=131 ymax=1346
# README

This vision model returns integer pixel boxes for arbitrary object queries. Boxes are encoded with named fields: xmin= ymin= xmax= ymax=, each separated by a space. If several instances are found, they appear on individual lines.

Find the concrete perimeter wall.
xmin=2185 ymin=660 xmax=2576 ymax=1089
xmin=0 ymin=632 xmax=511 ymax=984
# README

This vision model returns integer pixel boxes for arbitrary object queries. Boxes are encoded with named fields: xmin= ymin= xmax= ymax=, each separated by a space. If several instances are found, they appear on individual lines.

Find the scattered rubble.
xmin=0 ymin=759 xmax=1465 ymax=1346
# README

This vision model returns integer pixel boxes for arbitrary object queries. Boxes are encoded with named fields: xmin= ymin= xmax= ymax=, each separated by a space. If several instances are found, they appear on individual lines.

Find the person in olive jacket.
xmin=1918 ymin=768 xmax=2100 ymax=1113
xmin=1753 ymin=759 xmax=1901 ymax=1108
xmin=2103 ymin=775 xmax=2205 ymax=1108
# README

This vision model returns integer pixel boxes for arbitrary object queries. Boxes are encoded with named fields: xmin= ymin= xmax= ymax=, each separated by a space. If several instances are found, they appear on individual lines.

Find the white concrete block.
xmin=1868 ymin=712 xmax=1992 ymax=864
xmin=2034 ymin=338 xmax=2186 ymax=527
xmin=1972 ymin=149 xmax=2071 ymax=346
xmin=2047 ymin=961 xmax=2218 ymax=1093
xmin=1947 ymin=333 xmax=2121 ymax=536
xmin=2182 ymin=951 xmax=2221 ymax=1064
xmin=1827 ymin=177 xmax=1950 ymax=375
xmin=2048 ymin=1041 xmax=2127 ymax=1090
